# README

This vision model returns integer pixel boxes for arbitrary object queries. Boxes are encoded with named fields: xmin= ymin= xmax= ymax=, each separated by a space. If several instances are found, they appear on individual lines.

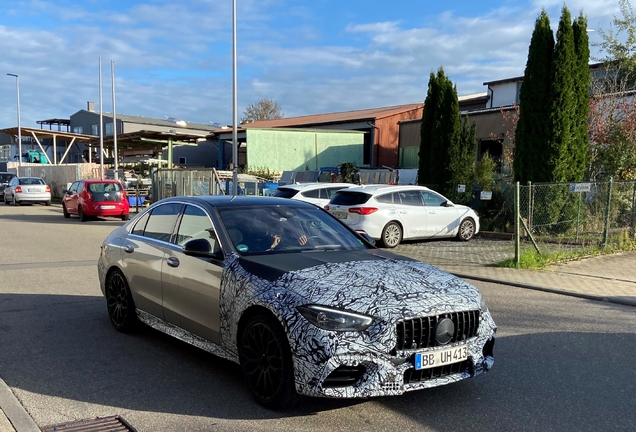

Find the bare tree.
xmin=241 ymin=98 xmax=284 ymax=123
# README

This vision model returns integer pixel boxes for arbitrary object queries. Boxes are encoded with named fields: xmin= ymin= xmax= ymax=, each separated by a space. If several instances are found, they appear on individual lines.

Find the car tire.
xmin=380 ymin=221 xmax=402 ymax=248
xmin=62 ymin=204 xmax=70 ymax=218
xmin=457 ymin=218 xmax=476 ymax=242
xmin=78 ymin=206 xmax=88 ymax=222
xmin=45 ymin=200 xmax=51 ymax=206
xmin=121 ymin=213 xmax=130 ymax=221
xmin=12 ymin=196 xmax=18 ymax=206
xmin=105 ymin=269 xmax=137 ymax=332
xmin=3 ymin=196 xmax=7 ymax=205
xmin=239 ymin=314 xmax=298 ymax=410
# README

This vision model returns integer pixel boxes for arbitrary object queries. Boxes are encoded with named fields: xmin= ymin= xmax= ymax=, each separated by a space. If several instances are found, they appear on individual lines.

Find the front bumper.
xmin=293 ymin=312 xmax=496 ymax=399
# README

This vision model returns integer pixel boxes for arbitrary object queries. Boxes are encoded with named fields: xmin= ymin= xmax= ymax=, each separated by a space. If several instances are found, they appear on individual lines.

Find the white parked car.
xmin=325 ymin=185 xmax=479 ymax=248
xmin=3 ymin=176 xmax=51 ymax=206
xmin=273 ymin=182 xmax=354 ymax=207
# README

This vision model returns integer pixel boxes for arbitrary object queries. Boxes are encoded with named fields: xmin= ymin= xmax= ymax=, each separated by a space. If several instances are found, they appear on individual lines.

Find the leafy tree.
xmin=596 ymin=0 xmax=636 ymax=76
xmin=514 ymin=10 xmax=554 ymax=183
xmin=418 ymin=67 xmax=460 ymax=194
xmin=241 ymin=98 xmax=284 ymax=123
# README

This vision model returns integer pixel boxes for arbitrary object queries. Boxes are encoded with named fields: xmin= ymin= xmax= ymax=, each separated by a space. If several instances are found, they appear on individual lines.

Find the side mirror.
xmin=183 ymin=238 xmax=223 ymax=260
xmin=63 ymin=189 xmax=68 ymax=194
xmin=442 ymin=201 xmax=454 ymax=207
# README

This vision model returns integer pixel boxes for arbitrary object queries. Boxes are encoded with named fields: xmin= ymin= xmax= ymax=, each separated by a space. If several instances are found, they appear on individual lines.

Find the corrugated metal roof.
xmin=72 ymin=110 xmax=217 ymax=131
xmin=242 ymin=103 xmax=423 ymax=128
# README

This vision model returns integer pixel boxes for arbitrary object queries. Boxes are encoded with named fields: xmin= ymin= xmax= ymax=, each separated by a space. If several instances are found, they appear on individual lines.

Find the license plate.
xmin=415 ymin=344 xmax=468 ymax=370
xmin=101 ymin=205 xmax=116 ymax=210
xmin=27 ymin=188 xmax=36 ymax=193
xmin=334 ymin=211 xmax=348 ymax=220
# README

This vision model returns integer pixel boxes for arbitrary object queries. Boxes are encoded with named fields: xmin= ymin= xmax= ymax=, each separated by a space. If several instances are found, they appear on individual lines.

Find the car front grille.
xmin=395 ymin=310 xmax=480 ymax=351
xmin=403 ymin=360 xmax=471 ymax=384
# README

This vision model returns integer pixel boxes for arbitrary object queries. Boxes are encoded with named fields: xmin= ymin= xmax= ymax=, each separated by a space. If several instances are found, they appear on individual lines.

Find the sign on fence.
xmin=569 ymin=183 xmax=591 ymax=193
xmin=457 ymin=184 xmax=466 ymax=193
xmin=480 ymin=191 xmax=492 ymax=200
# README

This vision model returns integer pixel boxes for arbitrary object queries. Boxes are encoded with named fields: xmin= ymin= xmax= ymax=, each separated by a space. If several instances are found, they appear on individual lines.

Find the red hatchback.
xmin=63 ymin=179 xmax=130 ymax=222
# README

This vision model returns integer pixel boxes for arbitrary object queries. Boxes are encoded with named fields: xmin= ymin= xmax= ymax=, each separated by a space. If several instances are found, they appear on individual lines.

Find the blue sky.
xmin=0 ymin=0 xmax=622 ymax=128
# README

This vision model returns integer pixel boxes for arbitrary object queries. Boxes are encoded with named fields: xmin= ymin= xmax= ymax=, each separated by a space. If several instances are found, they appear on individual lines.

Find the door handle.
xmin=166 ymin=257 xmax=180 ymax=267
xmin=123 ymin=245 xmax=134 ymax=253
xmin=399 ymin=211 xmax=407 ymax=214
xmin=428 ymin=211 xmax=436 ymax=214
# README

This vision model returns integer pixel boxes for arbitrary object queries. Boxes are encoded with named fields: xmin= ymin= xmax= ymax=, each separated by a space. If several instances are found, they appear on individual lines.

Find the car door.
xmin=420 ymin=191 xmax=460 ymax=237
xmin=161 ymin=204 xmax=222 ymax=343
xmin=5 ymin=178 xmax=17 ymax=201
xmin=120 ymin=202 xmax=183 ymax=319
xmin=65 ymin=181 xmax=81 ymax=214
xmin=393 ymin=190 xmax=427 ymax=238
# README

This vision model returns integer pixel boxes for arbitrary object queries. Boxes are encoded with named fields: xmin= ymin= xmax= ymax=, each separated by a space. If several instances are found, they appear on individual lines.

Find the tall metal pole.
xmin=111 ymin=60 xmax=118 ymax=181
xmin=99 ymin=56 xmax=104 ymax=180
xmin=232 ymin=0 xmax=238 ymax=196
xmin=7 ymin=74 xmax=21 ymax=167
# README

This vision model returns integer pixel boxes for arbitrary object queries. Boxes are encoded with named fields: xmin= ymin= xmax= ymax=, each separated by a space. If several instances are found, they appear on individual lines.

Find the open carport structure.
xmin=0 ymin=126 xmax=93 ymax=164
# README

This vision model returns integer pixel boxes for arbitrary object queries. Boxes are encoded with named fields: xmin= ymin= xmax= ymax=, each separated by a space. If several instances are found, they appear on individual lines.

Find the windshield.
xmin=218 ymin=205 xmax=370 ymax=255
xmin=0 ymin=174 xmax=15 ymax=183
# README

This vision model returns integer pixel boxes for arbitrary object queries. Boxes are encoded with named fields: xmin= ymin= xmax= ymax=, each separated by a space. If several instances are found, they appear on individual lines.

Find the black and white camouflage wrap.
xmin=135 ymin=251 xmax=495 ymax=398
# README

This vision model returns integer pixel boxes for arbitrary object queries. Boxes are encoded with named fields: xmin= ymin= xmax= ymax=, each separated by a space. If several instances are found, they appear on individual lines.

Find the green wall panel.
xmin=246 ymin=129 xmax=364 ymax=172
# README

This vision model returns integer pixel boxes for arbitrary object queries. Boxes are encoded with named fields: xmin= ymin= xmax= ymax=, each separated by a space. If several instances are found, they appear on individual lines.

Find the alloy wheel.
xmin=106 ymin=272 xmax=131 ymax=329
xmin=241 ymin=322 xmax=284 ymax=400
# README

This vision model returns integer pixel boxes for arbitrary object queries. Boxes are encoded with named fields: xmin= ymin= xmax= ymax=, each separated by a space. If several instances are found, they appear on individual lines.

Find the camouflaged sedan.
xmin=98 ymin=196 xmax=496 ymax=409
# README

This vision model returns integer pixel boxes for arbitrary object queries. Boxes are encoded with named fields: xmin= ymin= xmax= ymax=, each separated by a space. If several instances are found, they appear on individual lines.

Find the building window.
xmin=0 ymin=145 xmax=10 ymax=162
xmin=105 ymin=123 xmax=114 ymax=135
xmin=73 ymin=126 xmax=83 ymax=134
xmin=179 ymin=157 xmax=187 ymax=164
xmin=91 ymin=124 xmax=98 ymax=135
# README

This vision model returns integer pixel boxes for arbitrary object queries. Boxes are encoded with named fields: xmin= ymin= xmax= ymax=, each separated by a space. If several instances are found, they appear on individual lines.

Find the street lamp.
xmin=232 ymin=0 xmax=238 ymax=196
xmin=6 ymin=73 xmax=21 ymax=167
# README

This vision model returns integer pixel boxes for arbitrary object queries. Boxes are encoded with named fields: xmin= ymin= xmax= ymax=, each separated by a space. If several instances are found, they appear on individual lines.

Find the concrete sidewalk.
xmin=396 ymin=246 xmax=636 ymax=307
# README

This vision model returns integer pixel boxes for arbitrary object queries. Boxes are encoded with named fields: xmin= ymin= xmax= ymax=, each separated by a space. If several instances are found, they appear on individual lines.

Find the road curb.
xmin=452 ymin=273 xmax=636 ymax=307
xmin=0 ymin=378 xmax=39 ymax=432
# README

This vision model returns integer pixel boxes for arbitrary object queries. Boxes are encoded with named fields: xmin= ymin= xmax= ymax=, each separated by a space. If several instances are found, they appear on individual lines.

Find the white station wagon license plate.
xmin=333 ymin=211 xmax=348 ymax=220
xmin=101 ymin=205 xmax=116 ymax=210
xmin=415 ymin=344 xmax=468 ymax=370
xmin=27 ymin=188 xmax=37 ymax=193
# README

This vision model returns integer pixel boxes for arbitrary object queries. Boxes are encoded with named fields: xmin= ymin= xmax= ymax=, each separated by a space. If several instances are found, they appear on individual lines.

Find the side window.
xmin=132 ymin=212 xmax=150 ymax=236
xmin=70 ymin=182 xmax=80 ymax=193
xmin=421 ymin=192 xmax=446 ymax=206
xmin=375 ymin=193 xmax=393 ymax=204
xmin=326 ymin=187 xmax=344 ymax=199
xmin=142 ymin=203 xmax=183 ymax=242
xmin=301 ymin=189 xmax=320 ymax=199
xmin=399 ymin=190 xmax=423 ymax=206
xmin=175 ymin=205 xmax=219 ymax=252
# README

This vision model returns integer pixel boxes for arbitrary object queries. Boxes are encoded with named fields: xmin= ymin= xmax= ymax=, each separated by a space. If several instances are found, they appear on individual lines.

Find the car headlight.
xmin=297 ymin=305 xmax=373 ymax=332
xmin=480 ymin=295 xmax=489 ymax=313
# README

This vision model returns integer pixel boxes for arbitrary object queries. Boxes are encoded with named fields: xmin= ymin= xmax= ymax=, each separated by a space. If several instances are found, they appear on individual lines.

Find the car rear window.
xmin=0 ymin=174 xmax=15 ymax=182
xmin=273 ymin=188 xmax=299 ymax=199
xmin=329 ymin=191 xmax=372 ymax=206
xmin=19 ymin=178 xmax=45 ymax=185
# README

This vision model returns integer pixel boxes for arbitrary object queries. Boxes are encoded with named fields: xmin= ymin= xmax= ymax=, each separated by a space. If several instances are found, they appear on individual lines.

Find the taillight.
xmin=15 ymin=186 xmax=22 ymax=193
xmin=349 ymin=207 xmax=378 ymax=215
xmin=324 ymin=205 xmax=330 ymax=211
xmin=84 ymin=191 xmax=92 ymax=202
xmin=45 ymin=186 xmax=51 ymax=193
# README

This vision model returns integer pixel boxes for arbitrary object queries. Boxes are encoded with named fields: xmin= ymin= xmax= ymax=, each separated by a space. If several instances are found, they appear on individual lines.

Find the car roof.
xmin=83 ymin=179 xmax=122 ymax=184
xmin=278 ymin=182 xmax=354 ymax=191
xmin=155 ymin=195 xmax=317 ymax=208
xmin=338 ymin=184 xmax=432 ymax=195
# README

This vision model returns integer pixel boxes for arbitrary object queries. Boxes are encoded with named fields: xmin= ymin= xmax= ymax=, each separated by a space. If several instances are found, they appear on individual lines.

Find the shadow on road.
xmin=0 ymin=211 xmax=126 ymax=227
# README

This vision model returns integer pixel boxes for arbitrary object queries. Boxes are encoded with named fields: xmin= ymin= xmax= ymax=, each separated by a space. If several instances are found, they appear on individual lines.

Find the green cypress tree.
xmin=514 ymin=9 xmax=554 ymax=183
xmin=449 ymin=115 xmax=476 ymax=202
xmin=419 ymin=67 xmax=460 ymax=192
xmin=572 ymin=12 xmax=590 ymax=181
xmin=547 ymin=5 xmax=576 ymax=182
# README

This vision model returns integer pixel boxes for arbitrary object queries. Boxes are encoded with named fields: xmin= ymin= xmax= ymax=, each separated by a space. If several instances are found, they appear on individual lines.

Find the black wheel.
xmin=239 ymin=314 xmax=298 ymax=410
xmin=105 ymin=269 xmax=137 ymax=332
xmin=62 ymin=204 xmax=70 ymax=218
xmin=45 ymin=200 xmax=51 ymax=206
xmin=380 ymin=221 xmax=402 ymax=248
xmin=121 ymin=213 xmax=130 ymax=221
xmin=78 ymin=205 xmax=88 ymax=222
xmin=457 ymin=218 xmax=476 ymax=242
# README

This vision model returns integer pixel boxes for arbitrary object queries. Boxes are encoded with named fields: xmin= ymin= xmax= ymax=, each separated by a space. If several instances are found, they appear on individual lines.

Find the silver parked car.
xmin=3 ymin=176 xmax=51 ymax=206
xmin=98 ymin=196 xmax=496 ymax=409
xmin=0 ymin=172 xmax=17 ymax=200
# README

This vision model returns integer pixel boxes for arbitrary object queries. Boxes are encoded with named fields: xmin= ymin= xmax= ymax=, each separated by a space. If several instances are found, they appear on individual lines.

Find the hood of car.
xmin=238 ymin=251 xmax=481 ymax=317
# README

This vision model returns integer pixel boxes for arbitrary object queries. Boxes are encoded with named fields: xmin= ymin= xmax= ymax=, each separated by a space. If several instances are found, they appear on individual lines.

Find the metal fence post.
xmin=630 ymin=180 xmax=636 ymax=239
xmin=602 ymin=177 xmax=613 ymax=247
xmin=515 ymin=181 xmax=520 ymax=265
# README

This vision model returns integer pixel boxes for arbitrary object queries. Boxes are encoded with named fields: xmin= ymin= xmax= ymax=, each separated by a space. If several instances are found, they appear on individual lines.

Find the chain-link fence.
xmin=516 ymin=179 xmax=636 ymax=257
xmin=151 ymin=168 xmax=267 ymax=202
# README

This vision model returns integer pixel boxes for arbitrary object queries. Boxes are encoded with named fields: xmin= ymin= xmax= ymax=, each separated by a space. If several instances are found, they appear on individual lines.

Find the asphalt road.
xmin=0 ymin=203 xmax=635 ymax=432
